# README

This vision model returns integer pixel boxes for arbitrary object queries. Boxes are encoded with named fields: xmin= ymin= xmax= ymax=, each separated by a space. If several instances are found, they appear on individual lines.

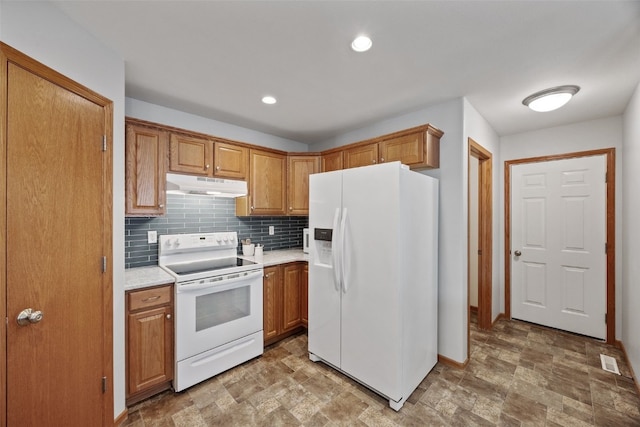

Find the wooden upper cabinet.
xmin=322 ymin=151 xmax=343 ymax=172
xmin=125 ymin=124 xmax=167 ymax=216
xmin=379 ymin=126 xmax=441 ymax=169
xmin=287 ymin=155 xmax=320 ymax=215
xmin=213 ymin=141 xmax=248 ymax=179
xmin=344 ymin=142 xmax=379 ymax=169
xmin=169 ymin=133 xmax=212 ymax=175
xmin=247 ymin=149 xmax=287 ymax=215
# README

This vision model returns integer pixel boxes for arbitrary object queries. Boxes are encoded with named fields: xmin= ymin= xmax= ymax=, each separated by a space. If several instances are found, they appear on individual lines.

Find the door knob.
xmin=17 ymin=308 xmax=43 ymax=326
xmin=514 ymin=250 xmax=522 ymax=257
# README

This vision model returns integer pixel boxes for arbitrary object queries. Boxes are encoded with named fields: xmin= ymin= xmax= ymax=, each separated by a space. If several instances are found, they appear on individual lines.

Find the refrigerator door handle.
xmin=340 ymin=208 xmax=349 ymax=293
xmin=331 ymin=207 xmax=342 ymax=291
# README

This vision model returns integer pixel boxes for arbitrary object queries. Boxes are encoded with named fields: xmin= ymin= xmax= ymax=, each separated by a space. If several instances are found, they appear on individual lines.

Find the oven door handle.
xmin=176 ymin=269 xmax=263 ymax=293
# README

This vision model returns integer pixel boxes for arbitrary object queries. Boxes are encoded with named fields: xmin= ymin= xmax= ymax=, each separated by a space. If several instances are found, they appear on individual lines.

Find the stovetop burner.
xmin=165 ymin=257 xmax=258 ymax=276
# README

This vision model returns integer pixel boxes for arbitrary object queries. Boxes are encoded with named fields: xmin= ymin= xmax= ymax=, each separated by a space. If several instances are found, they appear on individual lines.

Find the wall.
xmin=126 ymin=195 xmax=307 ymax=268
xmin=317 ymin=98 xmax=469 ymax=364
xmin=126 ymin=97 xmax=308 ymax=152
xmin=622 ymin=82 xmax=640 ymax=378
xmin=0 ymin=0 xmax=127 ymax=419
xmin=500 ymin=116 xmax=624 ymax=338
xmin=463 ymin=100 xmax=501 ymax=323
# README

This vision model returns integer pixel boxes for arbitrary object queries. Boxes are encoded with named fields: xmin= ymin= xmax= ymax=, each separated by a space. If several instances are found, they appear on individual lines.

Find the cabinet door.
xmin=322 ymin=151 xmax=343 ymax=172
xmin=379 ymin=132 xmax=424 ymax=166
xmin=263 ymin=266 xmax=282 ymax=342
xmin=288 ymin=156 xmax=320 ymax=215
xmin=282 ymin=264 xmax=302 ymax=332
xmin=169 ymin=133 xmax=212 ymax=175
xmin=125 ymin=124 xmax=167 ymax=216
xmin=214 ymin=141 xmax=248 ymax=179
xmin=344 ymin=143 xmax=378 ymax=169
xmin=127 ymin=305 xmax=173 ymax=395
xmin=301 ymin=264 xmax=308 ymax=327
xmin=249 ymin=149 xmax=287 ymax=215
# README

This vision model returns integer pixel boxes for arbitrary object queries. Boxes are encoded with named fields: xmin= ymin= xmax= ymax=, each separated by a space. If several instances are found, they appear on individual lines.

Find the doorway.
xmin=505 ymin=149 xmax=615 ymax=344
xmin=468 ymin=138 xmax=493 ymax=338
xmin=0 ymin=43 xmax=113 ymax=425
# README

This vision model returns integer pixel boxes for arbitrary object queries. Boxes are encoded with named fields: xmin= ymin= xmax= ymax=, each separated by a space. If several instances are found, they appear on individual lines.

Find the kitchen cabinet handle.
xmin=372 ymin=159 xmax=377 ymax=164
xmin=158 ymin=204 xmax=164 ymax=208
xmin=142 ymin=295 xmax=161 ymax=302
xmin=166 ymin=314 xmax=172 ymax=320
xmin=289 ymin=206 xmax=293 ymax=211
xmin=216 ymin=165 xmax=221 ymax=171
xmin=205 ymin=164 xmax=210 ymax=170
xmin=380 ymin=157 xmax=385 ymax=162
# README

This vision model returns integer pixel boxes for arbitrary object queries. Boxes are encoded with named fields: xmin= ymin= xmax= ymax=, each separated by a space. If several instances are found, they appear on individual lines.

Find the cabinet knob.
xmin=166 ymin=314 xmax=172 ymax=320
xmin=205 ymin=164 xmax=210 ymax=169
xmin=158 ymin=204 xmax=164 ymax=208
xmin=380 ymin=157 xmax=385 ymax=162
xmin=216 ymin=165 xmax=221 ymax=171
xmin=289 ymin=206 xmax=293 ymax=211
xmin=372 ymin=159 xmax=377 ymax=164
xmin=251 ymin=206 xmax=254 ymax=211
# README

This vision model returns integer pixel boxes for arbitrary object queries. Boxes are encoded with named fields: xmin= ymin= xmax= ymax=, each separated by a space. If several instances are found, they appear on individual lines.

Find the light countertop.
xmin=125 ymin=248 xmax=308 ymax=291
xmin=124 ymin=266 xmax=175 ymax=291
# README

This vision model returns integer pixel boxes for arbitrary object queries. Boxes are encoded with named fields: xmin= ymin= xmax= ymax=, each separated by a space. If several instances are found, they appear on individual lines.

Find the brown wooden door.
xmin=344 ymin=143 xmax=378 ymax=169
xmin=379 ymin=132 xmax=425 ymax=166
xmin=4 ymin=53 xmax=111 ymax=425
xmin=249 ymin=149 xmax=286 ymax=215
xmin=214 ymin=141 xmax=248 ymax=179
xmin=287 ymin=155 xmax=320 ymax=215
xmin=169 ymin=133 xmax=212 ymax=175
xmin=282 ymin=264 xmax=302 ymax=332
xmin=322 ymin=151 xmax=343 ymax=172
xmin=263 ymin=266 xmax=281 ymax=342
xmin=125 ymin=124 xmax=167 ymax=216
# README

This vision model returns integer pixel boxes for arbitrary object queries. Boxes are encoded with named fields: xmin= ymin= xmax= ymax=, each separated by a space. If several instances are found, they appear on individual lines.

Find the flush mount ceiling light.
xmin=262 ymin=95 xmax=277 ymax=105
xmin=351 ymin=35 xmax=372 ymax=52
xmin=522 ymin=85 xmax=580 ymax=112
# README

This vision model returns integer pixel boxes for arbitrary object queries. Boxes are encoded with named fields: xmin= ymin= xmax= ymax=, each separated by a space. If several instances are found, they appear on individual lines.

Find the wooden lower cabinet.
xmin=263 ymin=262 xmax=308 ymax=346
xmin=126 ymin=285 xmax=174 ymax=406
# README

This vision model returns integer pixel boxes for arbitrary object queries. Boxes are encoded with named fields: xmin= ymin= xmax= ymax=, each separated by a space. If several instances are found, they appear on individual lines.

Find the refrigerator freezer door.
xmin=340 ymin=163 xmax=403 ymax=401
xmin=308 ymin=170 xmax=343 ymax=368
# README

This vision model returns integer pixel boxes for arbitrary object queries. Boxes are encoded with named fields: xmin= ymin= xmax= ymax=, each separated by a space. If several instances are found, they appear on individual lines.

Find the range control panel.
xmin=159 ymin=232 xmax=238 ymax=252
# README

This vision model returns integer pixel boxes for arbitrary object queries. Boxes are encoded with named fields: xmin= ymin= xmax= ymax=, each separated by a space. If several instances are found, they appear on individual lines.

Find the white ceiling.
xmin=52 ymin=0 xmax=640 ymax=144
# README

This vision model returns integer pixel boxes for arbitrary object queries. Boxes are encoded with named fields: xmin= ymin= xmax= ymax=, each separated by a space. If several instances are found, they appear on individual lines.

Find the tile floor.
xmin=123 ymin=318 xmax=640 ymax=426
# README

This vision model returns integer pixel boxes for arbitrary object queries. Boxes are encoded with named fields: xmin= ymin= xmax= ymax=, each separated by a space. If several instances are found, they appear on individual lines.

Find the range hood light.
xmin=165 ymin=173 xmax=247 ymax=198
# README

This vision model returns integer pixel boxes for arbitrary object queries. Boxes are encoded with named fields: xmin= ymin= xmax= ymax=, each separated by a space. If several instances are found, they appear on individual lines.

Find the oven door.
xmin=175 ymin=268 xmax=263 ymax=361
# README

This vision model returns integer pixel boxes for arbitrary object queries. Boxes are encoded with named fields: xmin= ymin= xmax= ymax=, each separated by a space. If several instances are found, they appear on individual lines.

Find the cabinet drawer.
xmin=128 ymin=286 xmax=172 ymax=311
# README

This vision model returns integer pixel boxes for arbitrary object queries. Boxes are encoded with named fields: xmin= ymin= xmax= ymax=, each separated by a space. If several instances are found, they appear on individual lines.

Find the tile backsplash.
xmin=125 ymin=193 xmax=308 ymax=269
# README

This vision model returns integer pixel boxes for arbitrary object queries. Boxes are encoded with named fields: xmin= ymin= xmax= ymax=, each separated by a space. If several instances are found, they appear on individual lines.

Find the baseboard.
xmin=114 ymin=409 xmax=128 ymax=427
xmin=437 ymin=353 xmax=468 ymax=369
xmin=617 ymin=340 xmax=640 ymax=397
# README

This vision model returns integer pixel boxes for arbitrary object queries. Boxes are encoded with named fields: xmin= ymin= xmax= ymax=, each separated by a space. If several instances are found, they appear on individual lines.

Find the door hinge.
xmin=477 ymin=249 xmax=482 ymax=256
xmin=605 ymin=313 xmax=607 ymax=324
xmin=102 ymin=376 xmax=107 ymax=393
xmin=605 ymin=243 xmax=608 ymax=254
xmin=102 ymin=256 xmax=107 ymax=273
xmin=102 ymin=135 xmax=107 ymax=152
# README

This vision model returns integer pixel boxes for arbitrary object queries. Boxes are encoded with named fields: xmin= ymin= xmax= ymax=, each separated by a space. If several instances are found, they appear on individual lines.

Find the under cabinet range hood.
xmin=166 ymin=173 xmax=248 ymax=198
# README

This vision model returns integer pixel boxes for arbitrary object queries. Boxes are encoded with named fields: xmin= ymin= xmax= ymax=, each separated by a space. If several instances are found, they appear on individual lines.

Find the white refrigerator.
xmin=308 ymin=161 xmax=438 ymax=411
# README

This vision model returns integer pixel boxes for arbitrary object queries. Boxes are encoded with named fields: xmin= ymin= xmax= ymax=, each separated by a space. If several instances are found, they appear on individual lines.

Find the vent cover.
xmin=600 ymin=354 xmax=621 ymax=375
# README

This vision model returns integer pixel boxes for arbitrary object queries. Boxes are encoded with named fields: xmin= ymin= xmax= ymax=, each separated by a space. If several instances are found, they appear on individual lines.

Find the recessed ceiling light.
xmin=351 ymin=35 xmax=372 ymax=53
xmin=522 ymin=85 xmax=580 ymax=112
xmin=262 ymin=95 xmax=277 ymax=105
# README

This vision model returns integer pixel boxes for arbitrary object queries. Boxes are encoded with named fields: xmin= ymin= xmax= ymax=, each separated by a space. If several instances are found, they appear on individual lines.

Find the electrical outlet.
xmin=269 ymin=226 xmax=275 ymax=235
xmin=147 ymin=230 xmax=157 ymax=244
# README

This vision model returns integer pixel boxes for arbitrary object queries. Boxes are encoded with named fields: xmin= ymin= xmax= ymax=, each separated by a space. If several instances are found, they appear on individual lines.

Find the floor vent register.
xmin=600 ymin=354 xmax=621 ymax=375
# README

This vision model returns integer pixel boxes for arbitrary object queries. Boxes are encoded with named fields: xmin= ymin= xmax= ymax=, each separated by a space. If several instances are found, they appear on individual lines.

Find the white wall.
xmin=463 ymin=99 xmax=501 ymax=323
xmin=318 ymin=99 xmax=469 ymax=364
xmin=1 ymin=0 xmax=127 ymax=419
xmin=126 ymin=98 xmax=308 ymax=153
xmin=622 ymin=82 xmax=640 ymax=377
xmin=500 ymin=116 xmax=624 ymax=338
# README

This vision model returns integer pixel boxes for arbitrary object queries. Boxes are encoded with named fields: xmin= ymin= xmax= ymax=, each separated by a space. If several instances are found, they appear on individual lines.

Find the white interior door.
xmin=511 ymin=155 xmax=606 ymax=339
